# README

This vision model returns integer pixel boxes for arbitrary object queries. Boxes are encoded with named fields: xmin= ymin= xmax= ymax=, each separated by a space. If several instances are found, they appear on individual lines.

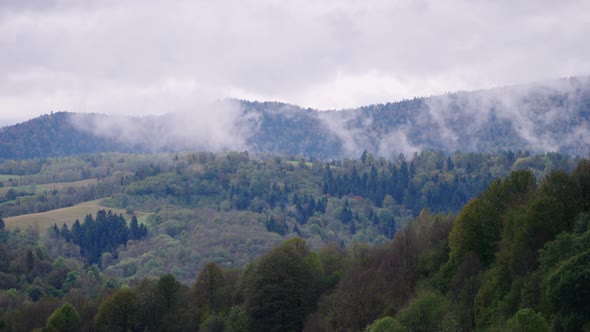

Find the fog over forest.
xmin=1 ymin=1 xmax=589 ymax=331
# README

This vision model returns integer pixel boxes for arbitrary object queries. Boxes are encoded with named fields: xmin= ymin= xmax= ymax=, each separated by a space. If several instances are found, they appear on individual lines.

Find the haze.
xmin=1 ymin=0 xmax=589 ymax=125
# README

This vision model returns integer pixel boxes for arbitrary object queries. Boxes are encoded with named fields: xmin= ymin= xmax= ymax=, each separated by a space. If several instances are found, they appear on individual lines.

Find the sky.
xmin=1 ymin=0 xmax=589 ymax=125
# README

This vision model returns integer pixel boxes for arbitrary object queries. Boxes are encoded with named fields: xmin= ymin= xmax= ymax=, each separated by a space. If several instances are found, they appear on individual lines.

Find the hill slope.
xmin=1 ymin=76 xmax=589 ymax=160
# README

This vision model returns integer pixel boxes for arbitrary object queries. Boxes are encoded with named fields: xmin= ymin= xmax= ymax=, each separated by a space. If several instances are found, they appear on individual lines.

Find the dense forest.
xmin=2 ymin=76 xmax=590 ymax=160
xmin=0 ymin=150 xmax=588 ymax=330
xmin=0 ymin=150 xmax=578 ymax=283
xmin=54 ymin=211 xmax=147 ymax=265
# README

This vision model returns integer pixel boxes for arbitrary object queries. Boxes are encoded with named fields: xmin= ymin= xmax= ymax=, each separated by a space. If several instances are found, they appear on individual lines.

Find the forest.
xmin=0 ymin=150 xmax=588 ymax=331
xmin=2 ymin=76 xmax=590 ymax=161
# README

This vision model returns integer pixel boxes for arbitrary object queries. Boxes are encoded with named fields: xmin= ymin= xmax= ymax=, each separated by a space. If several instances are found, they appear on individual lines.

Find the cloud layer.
xmin=1 ymin=0 xmax=589 ymax=124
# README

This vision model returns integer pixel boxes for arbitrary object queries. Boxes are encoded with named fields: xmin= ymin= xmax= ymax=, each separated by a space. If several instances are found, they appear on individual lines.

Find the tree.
xmin=538 ymin=170 xmax=582 ymax=230
xmin=94 ymin=288 xmax=138 ymax=332
xmin=193 ymin=262 xmax=227 ymax=315
xmin=200 ymin=315 xmax=225 ymax=332
xmin=366 ymin=316 xmax=406 ymax=332
xmin=61 ymin=210 xmax=147 ymax=265
xmin=449 ymin=251 xmax=482 ymax=330
xmin=133 ymin=279 xmax=159 ymax=332
xmin=396 ymin=290 xmax=450 ymax=332
xmin=377 ymin=208 xmax=396 ymax=239
xmin=129 ymin=216 xmax=140 ymax=240
xmin=573 ymin=159 xmax=590 ymax=210
xmin=546 ymin=249 xmax=590 ymax=331
xmin=157 ymin=274 xmax=181 ymax=311
xmin=382 ymin=195 xmax=396 ymax=213
xmin=5 ymin=188 xmax=17 ymax=201
xmin=45 ymin=303 xmax=81 ymax=332
xmin=449 ymin=170 xmax=535 ymax=266
xmin=361 ymin=150 xmax=368 ymax=163
xmin=507 ymin=308 xmax=549 ymax=332
xmin=225 ymin=306 xmax=251 ymax=332
xmin=244 ymin=238 xmax=320 ymax=332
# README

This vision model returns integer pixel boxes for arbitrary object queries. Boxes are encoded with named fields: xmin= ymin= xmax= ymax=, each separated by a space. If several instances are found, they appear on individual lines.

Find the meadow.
xmin=4 ymin=198 xmax=150 ymax=236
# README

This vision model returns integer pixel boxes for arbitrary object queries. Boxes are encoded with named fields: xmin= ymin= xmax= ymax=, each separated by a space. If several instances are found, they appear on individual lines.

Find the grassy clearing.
xmin=4 ymin=198 xmax=151 ymax=235
xmin=0 ymin=178 xmax=98 ymax=196
xmin=0 ymin=174 xmax=18 ymax=181
xmin=285 ymin=160 xmax=314 ymax=167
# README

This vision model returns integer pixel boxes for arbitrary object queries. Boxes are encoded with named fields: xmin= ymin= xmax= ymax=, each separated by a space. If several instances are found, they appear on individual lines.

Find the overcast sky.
xmin=1 ymin=0 xmax=589 ymax=125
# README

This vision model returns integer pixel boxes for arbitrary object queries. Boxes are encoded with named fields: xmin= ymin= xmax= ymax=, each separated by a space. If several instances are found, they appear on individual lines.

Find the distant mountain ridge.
xmin=1 ymin=76 xmax=589 ymax=160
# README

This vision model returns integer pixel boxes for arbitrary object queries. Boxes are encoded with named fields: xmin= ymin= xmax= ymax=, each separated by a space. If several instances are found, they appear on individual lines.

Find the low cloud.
xmin=318 ymin=108 xmax=422 ymax=159
xmin=423 ymin=77 xmax=590 ymax=156
xmin=313 ymin=76 xmax=590 ymax=159
xmin=70 ymin=99 xmax=254 ymax=153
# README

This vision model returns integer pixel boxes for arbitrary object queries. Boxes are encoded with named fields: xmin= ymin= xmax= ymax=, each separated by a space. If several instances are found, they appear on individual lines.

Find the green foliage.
xmin=573 ymin=159 xmax=590 ymax=210
xmin=157 ymin=274 xmax=181 ymax=310
xmin=0 ymin=153 xmax=587 ymax=331
xmin=45 ymin=303 xmax=81 ymax=332
xmin=365 ymin=316 xmax=406 ymax=332
xmin=539 ymin=227 xmax=590 ymax=331
xmin=395 ymin=290 xmax=450 ymax=332
xmin=507 ymin=308 xmax=549 ymax=332
xmin=538 ymin=170 xmax=582 ymax=229
xmin=58 ymin=210 xmax=147 ymax=265
xmin=429 ymin=259 xmax=457 ymax=294
xmin=94 ymin=288 xmax=138 ymax=332
xmin=132 ymin=275 xmax=194 ymax=331
xmin=2 ymin=150 xmax=577 ymax=286
xmin=449 ymin=170 xmax=535 ymax=266
xmin=310 ymin=210 xmax=454 ymax=331
xmin=224 ymin=306 xmax=251 ymax=332
xmin=193 ymin=262 xmax=229 ymax=315
xmin=0 ymin=227 xmax=103 ymax=330
xmin=545 ymin=249 xmax=590 ymax=331
xmin=200 ymin=315 xmax=226 ymax=332
xmin=243 ymin=238 xmax=321 ymax=332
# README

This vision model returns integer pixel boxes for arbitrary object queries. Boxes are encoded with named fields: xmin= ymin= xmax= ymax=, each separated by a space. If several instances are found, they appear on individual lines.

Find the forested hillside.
xmin=0 ymin=74 xmax=589 ymax=332
xmin=0 ymin=154 xmax=588 ymax=331
xmin=0 ymin=150 xmax=587 ymax=330
xmin=0 ymin=113 xmax=141 ymax=159
xmin=2 ymin=76 xmax=590 ymax=160
xmin=2 ymin=0 xmax=588 ymax=329
xmin=0 ymin=151 xmax=577 ymax=282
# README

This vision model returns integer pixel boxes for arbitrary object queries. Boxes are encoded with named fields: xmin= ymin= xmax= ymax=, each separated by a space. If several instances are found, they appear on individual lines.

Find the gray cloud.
xmin=1 ymin=0 xmax=589 ymax=125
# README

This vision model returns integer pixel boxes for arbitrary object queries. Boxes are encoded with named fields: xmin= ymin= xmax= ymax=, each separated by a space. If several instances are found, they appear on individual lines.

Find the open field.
xmin=4 ymin=198 xmax=151 ymax=234
xmin=285 ymin=160 xmax=314 ymax=167
xmin=0 ymin=178 xmax=98 ymax=196
xmin=0 ymin=174 xmax=18 ymax=181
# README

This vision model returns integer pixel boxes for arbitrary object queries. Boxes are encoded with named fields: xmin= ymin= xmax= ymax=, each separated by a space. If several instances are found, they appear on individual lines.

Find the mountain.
xmin=2 ymin=76 xmax=590 ymax=160
xmin=0 ymin=112 xmax=143 ymax=159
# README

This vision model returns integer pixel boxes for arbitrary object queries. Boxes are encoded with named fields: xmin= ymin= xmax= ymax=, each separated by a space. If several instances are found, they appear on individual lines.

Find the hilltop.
xmin=1 ymin=76 xmax=589 ymax=160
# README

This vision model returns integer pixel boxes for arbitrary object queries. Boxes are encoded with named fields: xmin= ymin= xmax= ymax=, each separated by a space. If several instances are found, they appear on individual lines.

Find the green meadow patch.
xmin=4 ymin=198 xmax=150 ymax=236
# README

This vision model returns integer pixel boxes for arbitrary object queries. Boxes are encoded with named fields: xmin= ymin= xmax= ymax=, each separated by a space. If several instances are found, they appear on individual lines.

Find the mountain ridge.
xmin=1 ymin=76 xmax=589 ymax=160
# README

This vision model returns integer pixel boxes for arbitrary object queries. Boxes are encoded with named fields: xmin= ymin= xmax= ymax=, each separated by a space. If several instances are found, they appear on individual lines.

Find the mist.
xmin=70 ymin=99 xmax=256 ymax=153
xmin=422 ymin=77 xmax=590 ymax=156
xmin=66 ymin=76 xmax=590 ymax=159
xmin=309 ymin=77 xmax=590 ymax=159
